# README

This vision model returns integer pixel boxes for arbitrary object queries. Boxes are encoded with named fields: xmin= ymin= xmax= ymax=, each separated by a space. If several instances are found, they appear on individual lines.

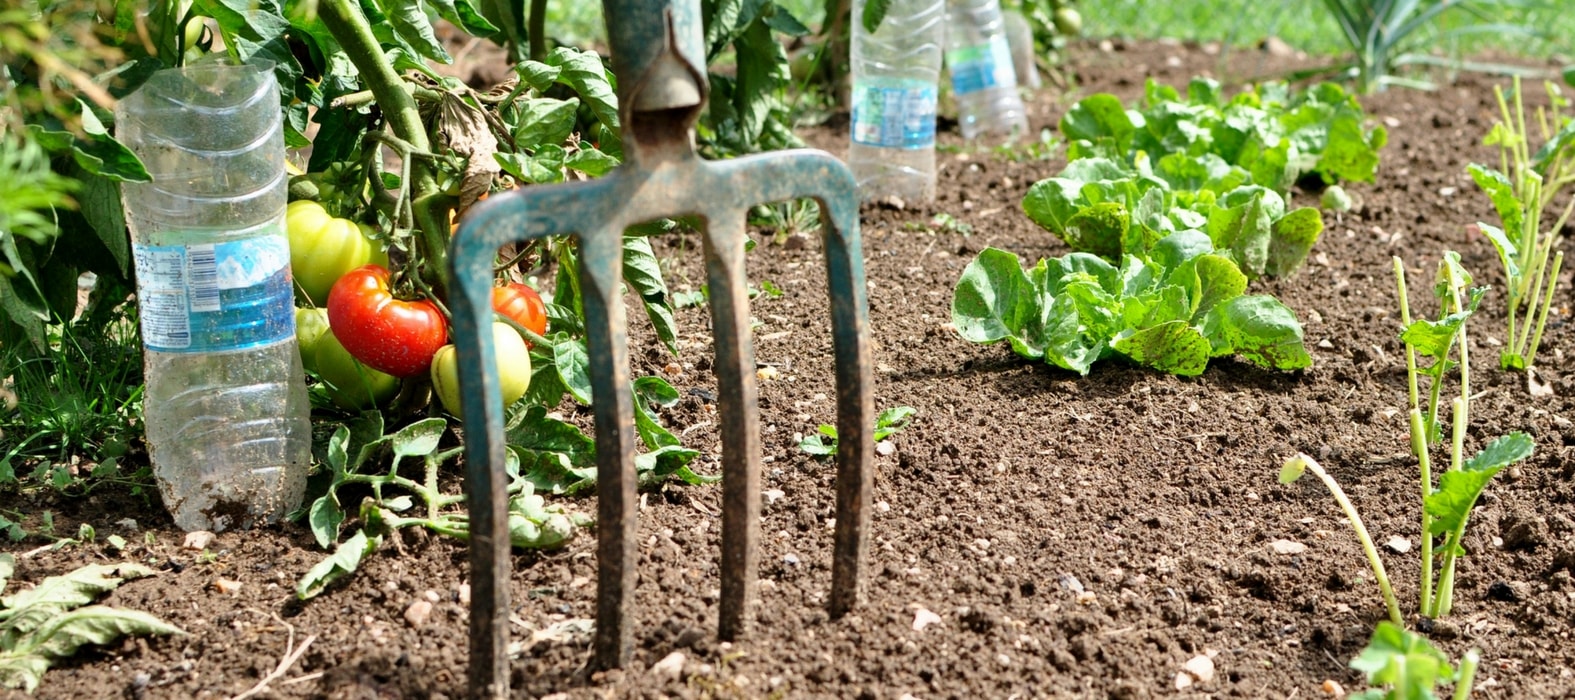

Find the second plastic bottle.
xmin=945 ymin=0 xmax=1029 ymax=141
xmin=849 ymin=0 xmax=946 ymax=203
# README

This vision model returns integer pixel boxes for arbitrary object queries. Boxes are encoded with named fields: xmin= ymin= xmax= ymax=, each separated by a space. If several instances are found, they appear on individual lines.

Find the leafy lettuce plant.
xmin=1467 ymin=77 xmax=1575 ymax=371
xmin=1058 ymin=79 xmax=1387 ymax=190
xmin=1028 ymin=79 xmax=1384 ymax=279
xmin=1022 ymin=157 xmax=1325 ymax=279
xmin=952 ymin=229 xmax=1310 ymax=377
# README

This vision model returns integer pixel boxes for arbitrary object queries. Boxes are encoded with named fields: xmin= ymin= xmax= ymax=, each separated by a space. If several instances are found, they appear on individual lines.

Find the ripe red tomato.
xmin=325 ymin=265 xmax=448 ymax=378
xmin=491 ymin=283 xmax=547 ymax=344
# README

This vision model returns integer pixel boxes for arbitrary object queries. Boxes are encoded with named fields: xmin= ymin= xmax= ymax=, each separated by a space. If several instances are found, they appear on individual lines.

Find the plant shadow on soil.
xmin=8 ymin=38 xmax=1575 ymax=700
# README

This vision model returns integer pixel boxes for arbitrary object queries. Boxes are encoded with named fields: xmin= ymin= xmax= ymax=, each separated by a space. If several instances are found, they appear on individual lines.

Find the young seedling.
xmin=1348 ymin=621 xmax=1480 ymax=700
xmin=1395 ymin=255 xmax=1534 ymax=619
xmin=801 ymin=406 xmax=916 ymax=457
xmin=1469 ymin=76 xmax=1575 ymax=372
xmin=1280 ymin=254 xmax=1534 ymax=625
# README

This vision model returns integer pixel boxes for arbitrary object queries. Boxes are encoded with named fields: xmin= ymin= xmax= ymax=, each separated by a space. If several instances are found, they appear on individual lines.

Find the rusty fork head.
xmin=447 ymin=1 xmax=874 ymax=697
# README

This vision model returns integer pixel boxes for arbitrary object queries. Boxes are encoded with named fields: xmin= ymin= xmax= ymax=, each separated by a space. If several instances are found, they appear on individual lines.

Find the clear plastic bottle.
xmin=1002 ymin=9 xmax=1041 ymax=90
xmin=116 ymin=59 xmax=310 ymax=532
xmin=944 ymin=0 xmax=1029 ymax=141
xmin=849 ymin=0 xmax=946 ymax=203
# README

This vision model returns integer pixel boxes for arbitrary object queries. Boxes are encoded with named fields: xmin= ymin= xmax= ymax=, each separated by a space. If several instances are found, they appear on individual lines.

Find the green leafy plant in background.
xmin=1317 ymin=0 xmax=1554 ymax=93
xmin=0 ymin=555 xmax=183 ymax=692
xmin=1348 ymin=621 xmax=1480 ymax=700
xmin=1027 ymin=79 xmax=1385 ymax=279
xmin=1466 ymin=77 xmax=1574 ymax=372
xmin=801 ymin=406 xmax=915 ymax=456
xmin=953 ymin=228 xmax=1310 ymax=377
xmin=1279 ymin=254 xmax=1533 ymax=627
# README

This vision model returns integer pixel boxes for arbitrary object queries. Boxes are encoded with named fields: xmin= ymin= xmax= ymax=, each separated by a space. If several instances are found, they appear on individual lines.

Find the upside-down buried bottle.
xmin=116 ymin=59 xmax=310 ymax=532
xmin=848 ymin=0 xmax=946 ymax=202
xmin=945 ymin=0 xmax=1030 ymax=141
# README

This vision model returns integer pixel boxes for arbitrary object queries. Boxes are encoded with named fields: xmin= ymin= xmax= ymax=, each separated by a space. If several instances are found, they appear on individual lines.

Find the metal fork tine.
xmin=579 ymin=226 xmax=640 ymax=670
xmin=702 ymin=209 xmax=763 ymax=640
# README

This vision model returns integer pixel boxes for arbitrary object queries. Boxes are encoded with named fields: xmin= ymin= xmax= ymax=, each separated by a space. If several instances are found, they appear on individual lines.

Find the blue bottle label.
xmin=851 ymin=80 xmax=938 ymax=149
xmin=947 ymin=35 xmax=1016 ymax=95
xmin=133 ymin=228 xmax=295 ymax=352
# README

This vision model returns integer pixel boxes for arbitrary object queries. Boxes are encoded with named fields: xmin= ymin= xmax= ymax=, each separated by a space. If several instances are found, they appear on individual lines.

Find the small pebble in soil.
xmin=1385 ymin=536 xmax=1412 ymax=553
xmin=1183 ymin=654 xmax=1216 ymax=684
xmin=211 ymin=578 xmax=242 ymax=595
xmin=1270 ymin=539 xmax=1307 ymax=555
xmin=912 ymin=608 xmax=942 ymax=631
xmin=1057 ymin=574 xmax=1084 ymax=594
xmin=1321 ymin=679 xmax=1345 ymax=696
xmin=405 ymin=599 xmax=434 ymax=626
xmin=782 ymin=553 xmax=800 ymax=566
xmin=182 ymin=531 xmax=215 ymax=551
xmin=457 ymin=583 xmax=470 ymax=605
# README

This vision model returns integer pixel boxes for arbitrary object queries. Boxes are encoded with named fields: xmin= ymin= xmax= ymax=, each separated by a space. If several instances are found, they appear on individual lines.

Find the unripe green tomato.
xmin=295 ymin=307 xmax=330 ymax=374
xmin=430 ymin=323 xmax=531 ymax=420
xmin=1053 ymin=7 xmax=1082 ymax=36
xmin=314 ymin=329 xmax=401 ymax=411
xmin=285 ymin=200 xmax=387 ymax=307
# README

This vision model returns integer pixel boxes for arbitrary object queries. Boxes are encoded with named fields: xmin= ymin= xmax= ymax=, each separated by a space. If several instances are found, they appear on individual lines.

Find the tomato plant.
xmin=326 ymin=265 xmax=448 ymax=378
xmin=285 ymin=200 xmax=387 ymax=307
xmin=492 ymin=283 xmax=548 ymax=343
xmin=315 ymin=329 xmax=401 ymax=411
xmin=431 ymin=322 xmax=532 ymax=419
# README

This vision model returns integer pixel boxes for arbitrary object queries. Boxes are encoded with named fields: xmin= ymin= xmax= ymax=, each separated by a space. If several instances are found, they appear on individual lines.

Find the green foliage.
xmin=699 ymin=0 xmax=812 ymax=156
xmin=0 ymin=304 xmax=147 ymax=495
xmin=952 ymin=234 xmax=1309 ymax=377
xmin=800 ymin=406 xmax=916 ymax=456
xmin=1467 ymin=78 xmax=1573 ymax=371
xmin=1348 ymin=622 xmax=1479 ymax=700
xmin=1028 ymin=79 xmax=1384 ymax=279
xmin=0 ymin=557 xmax=182 ymax=692
xmin=1318 ymin=0 xmax=1550 ymax=93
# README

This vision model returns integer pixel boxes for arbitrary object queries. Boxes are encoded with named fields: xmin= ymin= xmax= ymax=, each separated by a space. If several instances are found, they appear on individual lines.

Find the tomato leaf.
xmin=389 ymin=418 xmax=445 ymax=459
xmin=377 ymin=0 xmax=450 ymax=63
xmin=307 ymin=494 xmax=344 ymax=549
xmin=552 ymin=335 xmax=592 ymax=405
xmin=296 ymin=529 xmax=380 ymax=600
xmin=622 ymin=234 xmax=680 ymax=355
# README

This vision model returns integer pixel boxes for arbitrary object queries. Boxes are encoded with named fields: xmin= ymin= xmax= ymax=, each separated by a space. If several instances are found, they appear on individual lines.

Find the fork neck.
xmin=602 ymin=0 xmax=708 ymax=166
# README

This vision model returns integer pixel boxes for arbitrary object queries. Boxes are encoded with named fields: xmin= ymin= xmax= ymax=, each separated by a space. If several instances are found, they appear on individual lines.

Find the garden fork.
xmin=446 ymin=0 xmax=874 ymax=696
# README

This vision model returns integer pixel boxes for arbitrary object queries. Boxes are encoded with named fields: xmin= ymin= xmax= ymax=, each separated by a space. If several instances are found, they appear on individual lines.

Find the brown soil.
xmin=9 ymin=39 xmax=1575 ymax=700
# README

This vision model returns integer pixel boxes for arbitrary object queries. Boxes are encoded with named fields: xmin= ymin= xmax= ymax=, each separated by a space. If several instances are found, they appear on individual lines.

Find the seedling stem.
xmin=1280 ymin=454 xmax=1404 ymax=627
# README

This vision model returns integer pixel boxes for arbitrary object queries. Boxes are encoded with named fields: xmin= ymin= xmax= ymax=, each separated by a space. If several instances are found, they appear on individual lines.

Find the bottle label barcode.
xmin=187 ymin=244 xmax=220 ymax=312
xmin=132 ymin=224 xmax=296 ymax=353
xmin=851 ymin=80 xmax=937 ymax=149
xmin=946 ymin=35 xmax=1016 ymax=95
